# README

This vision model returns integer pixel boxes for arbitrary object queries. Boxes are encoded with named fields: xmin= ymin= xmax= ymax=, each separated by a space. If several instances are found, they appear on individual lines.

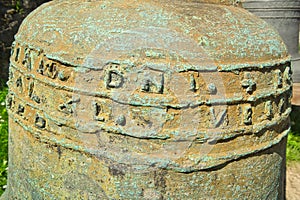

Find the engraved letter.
xmin=241 ymin=72 xmax=256 ymax=94
xmin=210 ymin=106 xmax=228 ymax=128
xmin=265 ymin=100 xmax=273 ymax=120
xmin=190 ymin=74 xmax=196 ymax=92
xmin=275 ymin=69 xmax=282 ymax=88
xmin=284 ymin=67 xmax=292 ymax=85
xmin=140 ymin=70 xmax=164 ymax=94
xmin=16 ymin=104 xmax=25 ymax=116
xmin=35 ymin=114 xmax=46 ymax=129
xmin=242 ymin=104 xmax=252 ymax=125
xmin=105 ymin=70 xmax=124 ymax=89
xmin=58 ymin=98 xmax=80 ymax=114
xmin=22 ymin=48 xmax=32 ymax=71
xmin=93 ymin=102 xmax=105 ymax=121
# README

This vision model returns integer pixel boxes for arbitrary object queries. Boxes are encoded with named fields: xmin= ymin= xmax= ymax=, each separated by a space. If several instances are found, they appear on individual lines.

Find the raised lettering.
xmin=265 ymin=100 xmax=273 ymax=120
xmin=210 ymin=106 xmax=228 ymax=128
xmin=241 ymin=72 xmax=256 ymax=94
xmin=140 ymin=71 xmax=164 ymax=94
xmin=275 ymin=69 xmax=282 ymax=88
xmin=35 ymin=114 xmax=46 ymax=129
xmin=242 ymin=104 xmax=252 ymax=125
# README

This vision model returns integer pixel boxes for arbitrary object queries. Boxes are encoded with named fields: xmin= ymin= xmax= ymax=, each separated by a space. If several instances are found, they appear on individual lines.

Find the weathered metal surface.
xmin=3 ymin=0 xmax=291 ymax=199
xmin=242 ymin=0 xmax=300 ymax=82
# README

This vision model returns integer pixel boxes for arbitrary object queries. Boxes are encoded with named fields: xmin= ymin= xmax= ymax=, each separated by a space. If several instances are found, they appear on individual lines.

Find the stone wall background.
xmin=0 ymin=0 xmax=51 ymax=83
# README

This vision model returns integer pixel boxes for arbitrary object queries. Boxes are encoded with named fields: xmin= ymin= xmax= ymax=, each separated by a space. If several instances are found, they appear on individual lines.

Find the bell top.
xmin=15 ymin=0 xmax=288 ymax=70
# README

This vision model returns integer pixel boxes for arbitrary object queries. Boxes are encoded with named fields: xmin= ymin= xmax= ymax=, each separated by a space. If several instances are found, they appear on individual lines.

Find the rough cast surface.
xmin=3 ymin=0 xmax=291 ymax=199
xmin=241 ymin=0 xmax=300 ymax=83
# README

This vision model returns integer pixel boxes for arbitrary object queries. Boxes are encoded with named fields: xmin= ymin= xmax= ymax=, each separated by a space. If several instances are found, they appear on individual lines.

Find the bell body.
xmin=3 ymin=0 xmax=291 ymax=199
xmin=242 ymin=0 xmax=300 ymax=82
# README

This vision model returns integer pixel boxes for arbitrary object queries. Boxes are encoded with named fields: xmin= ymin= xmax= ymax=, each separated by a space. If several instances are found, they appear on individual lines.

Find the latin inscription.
xmin=93 ymin=102 xmax=105 ymax=121
xmin=241 ymin=72 xmax=256 ymax=94
xmin=10 ymin=44 xmax=291 ymax=102
xmin=264 ymin=100 xmax=273 ymax=120
xmin=28 ymin=81 xmax=41 ymax=104
xmin=104 ymin=63 xmax=124 ymax=89
xmin=190 ymin=74 xmax=196 ymax=92
xmin=140 ymin=71 xmax=164 ymax=94
xmin=210 ymin=107 xmax=228 ymax=128
xmin=22 ymin=48 xmax=31 ymax=71
xmin=275 ymin=69 xmax=282 ymax=88
xmin=58 ymin=98 xmax=80 ymax=115
xmin=8 ymin=43 xmax=292 ymax=140
xmin=38 ymin=59 xmax=58 ymax=79
xmin=105 ymin=70 xmax=124 ymax=88
xmin=284 ymin=67 xmax=292 ymax=84
xmin=242 ymin=104 xmax=252 ymax=125
xmin=16 ymin=104 xmax=25 ymax=116
xmin=35 ymin=114 xmax=46 ymax=129
xmin=278 ymin=98 xmax=286 ymax=115
xmin=14 ymin=47 xmax=20 ymax=62
xmin=93 ymin=101 xmax=110 ymax=122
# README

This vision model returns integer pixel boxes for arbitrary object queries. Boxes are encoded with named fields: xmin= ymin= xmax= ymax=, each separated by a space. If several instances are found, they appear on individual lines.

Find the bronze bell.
xmin=242 ymin=0 xmax=300 ymax=82
xmin=2 ymin=0 xmax=291 ymax=199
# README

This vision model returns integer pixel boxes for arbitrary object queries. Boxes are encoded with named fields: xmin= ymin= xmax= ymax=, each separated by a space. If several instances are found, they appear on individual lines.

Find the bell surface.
xmin=3 ymin=0 xmax=291 ymax=199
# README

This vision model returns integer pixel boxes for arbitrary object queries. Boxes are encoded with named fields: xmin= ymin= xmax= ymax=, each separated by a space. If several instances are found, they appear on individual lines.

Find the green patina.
xmin=2 ymin=0 xmax=291 ymax=199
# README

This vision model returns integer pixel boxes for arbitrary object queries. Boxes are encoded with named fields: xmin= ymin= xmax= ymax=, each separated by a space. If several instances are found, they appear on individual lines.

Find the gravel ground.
xmin=286 ymin=163 xmax=300 ymax=200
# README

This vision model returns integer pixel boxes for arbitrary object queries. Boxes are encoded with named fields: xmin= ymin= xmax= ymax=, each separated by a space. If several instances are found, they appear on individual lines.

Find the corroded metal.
xmin=3 ymin=0 xmax=291 ymax=199
xmin=242 ymin=0 xmax=300 ymax=82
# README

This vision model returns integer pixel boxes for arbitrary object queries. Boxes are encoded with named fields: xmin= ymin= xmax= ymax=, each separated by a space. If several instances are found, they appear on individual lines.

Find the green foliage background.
xmin=287 ymin=106 xmax=300 ymax=162
xmin=0 ymin=87 xmax=8 ymax=195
